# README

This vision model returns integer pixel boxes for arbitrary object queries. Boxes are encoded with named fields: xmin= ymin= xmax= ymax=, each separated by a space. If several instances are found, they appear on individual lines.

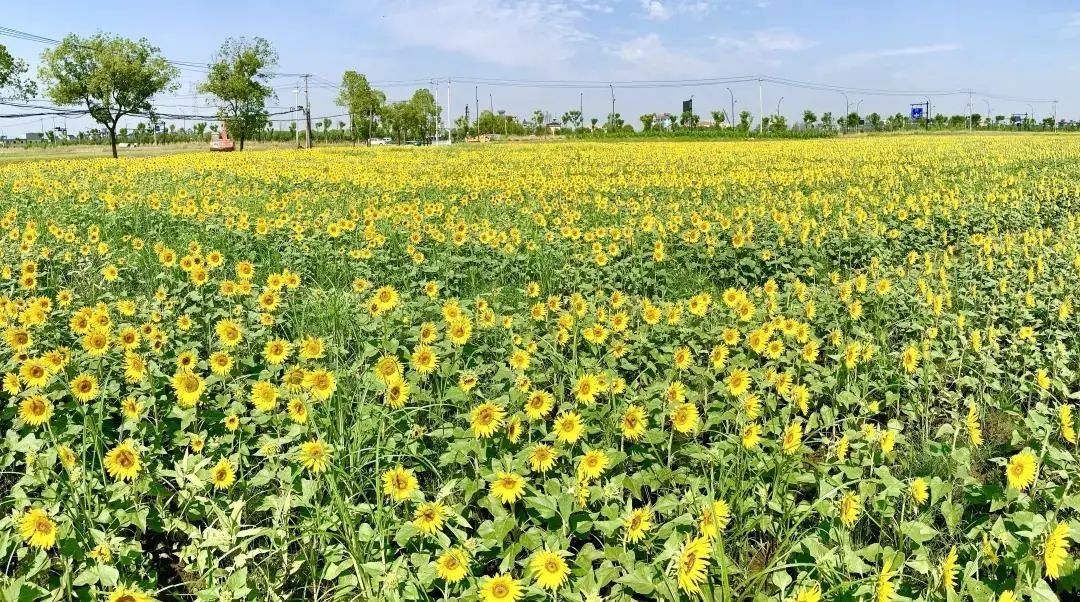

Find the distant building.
xmin=546 ymin=121 xmax=562 ymax=134
xmin=25 ymin=132 xmax=44 ymax=141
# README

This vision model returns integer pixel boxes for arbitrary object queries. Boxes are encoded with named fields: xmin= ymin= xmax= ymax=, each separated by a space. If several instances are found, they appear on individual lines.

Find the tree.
xmin=738 ymin=110 xmax=753 ymax=132
xmin=531 ymin=109 xmax=548 ymax=134
xmin=38 ymin=33 xmax=177 ymax=158
xmin=590 ymin=117 xmax=598 ymax=130
xmin=561 ymin=110 xmax=582 ymax=130
xmin=321 ymin=117 xmax=332 ymax=141
xmin=821 ymin=111 xmax=834 ymax=130
xmin=336 ymin=71 xmax=385 ymax=142
xmin=710 ymin=110 xmax=726 ymax=127
xmin=199 ymin=37 xmax=277 ymax=151
xmin=803 ymin=110 xmax=817 ymax=128
xmin=0 ymin=44 xmax=36 ymax=99
xmin=844 ymin=112 xmax=861 ymax=130
xmin=867 ymin=112 xmax=882 ymax=131
xmin=194 ymin=122 xmax=208 ymax=140
xmin=639 ymin=113 xmax=655 ymax=131
xmin=411 ymin=89 xmax=439 ymax=140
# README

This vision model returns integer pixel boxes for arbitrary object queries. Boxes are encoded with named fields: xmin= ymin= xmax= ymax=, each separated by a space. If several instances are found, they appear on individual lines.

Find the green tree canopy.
xmin=336 ymin=71 xmax=386 ymax=141
xmin=0 ymin=43 xmax=36 ymax=99
xmin=38 ymin=33 xmax=178 ymax=158
xmin=199 ymin=37 xmax=277 ymax=151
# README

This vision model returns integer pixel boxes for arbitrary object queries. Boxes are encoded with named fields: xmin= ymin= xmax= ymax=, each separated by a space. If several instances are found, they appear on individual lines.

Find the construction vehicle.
xmin=209 ymin=122 xmax=235 ymax=152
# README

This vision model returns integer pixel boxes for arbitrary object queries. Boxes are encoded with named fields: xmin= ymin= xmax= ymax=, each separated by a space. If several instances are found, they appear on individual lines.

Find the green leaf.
xmin=900 ymin=520 xmax=939 ymax=544
xmin=616 ymin=570 xmax=656 ymax=595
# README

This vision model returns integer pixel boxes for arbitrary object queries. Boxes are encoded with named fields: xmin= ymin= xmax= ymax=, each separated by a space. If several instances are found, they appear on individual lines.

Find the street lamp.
xmin=983 ymin=100 xmax=991 ymax=128
xmin=725 ymin=87 xmax=735 ymax=128
xmin=855 ymin=99 xmax=864 ymax=130
xmin=776 ymin=96 xmax=784 ymax=121
xmin=840 ymin=91 xmax=849 ymax=132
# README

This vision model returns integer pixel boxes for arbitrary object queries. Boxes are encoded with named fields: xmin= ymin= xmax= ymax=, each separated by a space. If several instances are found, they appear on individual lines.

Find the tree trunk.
xmin=108 ymin=127 xmax=118 ymax=159
xmin=239 ymin=135 xmax=245 ymax=151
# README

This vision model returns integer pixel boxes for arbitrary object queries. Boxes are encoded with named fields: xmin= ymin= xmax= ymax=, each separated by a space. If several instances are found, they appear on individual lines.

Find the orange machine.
xmin=209 ymin=122 xmax=235 ymax=152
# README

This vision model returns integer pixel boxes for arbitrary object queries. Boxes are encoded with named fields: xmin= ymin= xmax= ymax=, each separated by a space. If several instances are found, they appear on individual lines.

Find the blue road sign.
xmin=910 ymin=107 xmax=924 ymax=120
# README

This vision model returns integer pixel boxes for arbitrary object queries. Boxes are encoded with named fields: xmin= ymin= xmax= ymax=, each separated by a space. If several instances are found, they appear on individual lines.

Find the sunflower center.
xmin=117 ymin=451 xmax=134 ymax=468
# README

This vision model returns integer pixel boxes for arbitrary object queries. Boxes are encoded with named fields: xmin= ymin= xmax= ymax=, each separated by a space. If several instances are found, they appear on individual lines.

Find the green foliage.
xmin=336 ymin=71 xmax=386 ymax=141
xmin=0 ymin=43 xmax=36 ymax=99
xmin=199 ymin=37 xmax=278 ymax=151
xmin=38 ymin=33 xmax=178 ymax=158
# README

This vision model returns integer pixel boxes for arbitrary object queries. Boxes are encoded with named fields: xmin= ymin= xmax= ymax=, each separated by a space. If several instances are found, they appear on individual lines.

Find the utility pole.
xmin=610 ymin=84 xmax=615 ymax=129
xmin=726 ymin=87 xmax=735 ymax=128
xmin=983 ymin=100 xmax=991 ymax=128
xmin=433 ymin=79 xmax=439 ymax=141
xmin=303 ymin=75 xmax=313 ymax=149
xmin=579 ymin=92 xmax=583 ymax=126
xmin=447 ymin=78 xmax=452 ymax=144
xmin=967 ymin=89 xmax=973 ymax=130
xmin=776 ymin=96 xmax=783 ymax=124
xmin=1053 ymin=100 xmax=1058 ymax=128
xmin=489 ymin=93 xmax=493 ymax=118
xmin=293 ymin=87 xmax=300 ymax=148
xmin=474 ymin=86 xmax=479 ymax=136
xmin=925 ymin=96 xmax=931 ymax=129
xmin=757 ymin=78 xmax=763 ymax=135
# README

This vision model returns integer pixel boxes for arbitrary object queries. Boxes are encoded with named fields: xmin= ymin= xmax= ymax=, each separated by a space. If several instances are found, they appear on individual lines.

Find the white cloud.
xmin=641 ymin=0 xmax=671 ymax=20
xmin=375 ymin=0 xmax=596 ymax=68
xmin=640 ymin=0 xmax=716 ymax=20
xmin=608 ymin=33 xmax=712 ymax=78
xmin=825 ymin=43 xmax=961 ymax=70
xmin=713 ymin=28 xmax=816 ymax=54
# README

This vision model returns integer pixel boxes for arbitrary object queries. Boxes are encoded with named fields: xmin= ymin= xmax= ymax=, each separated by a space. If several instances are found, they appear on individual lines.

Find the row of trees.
xmin=0 ymin=33 xmax=280 ymax=157
xmin=0 ymin=36 xmax=1071 ymax=153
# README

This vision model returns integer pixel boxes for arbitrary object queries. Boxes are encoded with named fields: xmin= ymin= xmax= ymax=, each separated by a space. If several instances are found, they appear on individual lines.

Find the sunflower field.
xmin=0 ymin=135 xmax=1079 ymax=601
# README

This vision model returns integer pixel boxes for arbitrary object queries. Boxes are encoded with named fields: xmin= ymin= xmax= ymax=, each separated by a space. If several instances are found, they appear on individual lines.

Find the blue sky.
xmin=2 ymin=0 xmax=1078 ymax=136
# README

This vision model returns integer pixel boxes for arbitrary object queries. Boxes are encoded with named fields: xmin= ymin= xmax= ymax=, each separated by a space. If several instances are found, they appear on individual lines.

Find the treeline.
xmin=1 ymin=33 xmax=1074 ymax=159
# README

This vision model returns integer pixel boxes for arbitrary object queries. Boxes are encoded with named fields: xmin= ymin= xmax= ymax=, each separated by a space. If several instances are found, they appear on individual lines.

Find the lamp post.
xmin=776 ymin=96 xmax=784 ymax=122
xmin=726 ymin=87 xmax=735 ymax=128
xmin=840 ymin=91 xmax=849 ymax=132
